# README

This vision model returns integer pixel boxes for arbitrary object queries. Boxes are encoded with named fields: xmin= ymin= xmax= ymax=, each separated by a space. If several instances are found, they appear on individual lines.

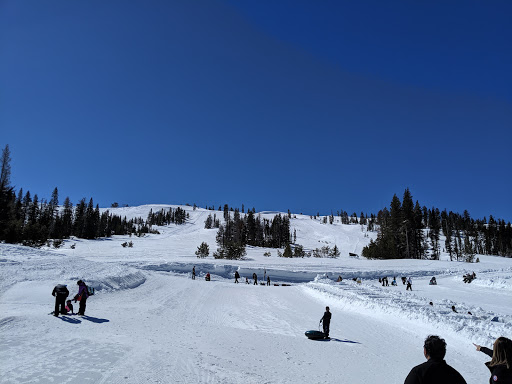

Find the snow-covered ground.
xmin=1 ymin=205 xmax=511 ymax=383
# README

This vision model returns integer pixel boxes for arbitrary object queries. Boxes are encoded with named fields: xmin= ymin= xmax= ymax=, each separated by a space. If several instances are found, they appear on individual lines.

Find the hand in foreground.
xmin=473 ymin=343 xmax=481 ymax=351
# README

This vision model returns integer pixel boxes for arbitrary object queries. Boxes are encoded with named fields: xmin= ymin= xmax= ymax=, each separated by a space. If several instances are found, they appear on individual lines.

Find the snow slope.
xmin=1 ymin=205 xmax=511 ymax=383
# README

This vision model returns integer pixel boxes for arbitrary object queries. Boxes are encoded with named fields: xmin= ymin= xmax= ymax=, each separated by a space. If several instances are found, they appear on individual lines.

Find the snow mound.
xmin=303 ymin=279 xmax=511 ymax=347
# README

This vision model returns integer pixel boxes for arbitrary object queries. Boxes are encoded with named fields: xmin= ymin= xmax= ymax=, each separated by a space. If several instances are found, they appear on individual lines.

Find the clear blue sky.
xmin=1 ymin=1 xmax=511 ymax=221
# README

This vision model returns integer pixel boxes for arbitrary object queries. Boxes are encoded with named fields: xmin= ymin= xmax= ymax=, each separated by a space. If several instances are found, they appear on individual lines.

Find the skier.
xmin=253 ymin=273 xmax=258 ymax=285
xmin=52 ymin=284 xmax=69 ymax=317
xmin=406 ymin=277 xmax=413 ymax=291
xmin=192 ymin=266 xmax=196 ymax=280
xmin=404 ymin=335 xmax=467 ymax=384
xmin=73 ymin=280 xmax=89 ymax=316
xmin=234 ymin=270 xmax=240 ymax=284
xmin=320 ymin=306 xmax=331 ymax=339
xmin=473 ymin=337 xmax=512 ymax=384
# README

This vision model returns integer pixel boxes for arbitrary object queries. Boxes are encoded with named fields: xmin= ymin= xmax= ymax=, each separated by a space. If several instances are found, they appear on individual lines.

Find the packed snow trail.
xmin=0 ymin=270 xmax=491 ymax=383
xmin=1 ymin=205 xmax=511 ymax=384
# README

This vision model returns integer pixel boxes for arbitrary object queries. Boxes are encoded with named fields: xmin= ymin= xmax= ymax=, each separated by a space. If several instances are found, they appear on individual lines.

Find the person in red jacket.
xmin=404 ymin=335 xmax=466 ymax=384
xmin=473 ymin=337 xmax=512 ymax=384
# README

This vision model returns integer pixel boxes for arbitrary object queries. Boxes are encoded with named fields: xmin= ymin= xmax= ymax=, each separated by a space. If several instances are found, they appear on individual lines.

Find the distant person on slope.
xmin=473 ymin=337 xmax=512 ymax=384
xmin=406 ymin=277 xmax=413 ymax=291
xmin=73 ymin=280 xmax=89 ymax=316
xmin=253 ymin=273 xmax=257 ymax=285
xmin=234 ymin=270 xmax=240 ymax=284
xmin=404 ymin=335 xmax=467 ymax=384
xmin=192 ymin=266 xmax=196 ymax=280
xmin=267 ymin=276 xmax=271 ymax=286
xmin=52 ymin=284 xmax=69 ymax=317
xmin=320 ymin=306 xmax=331 ymax=339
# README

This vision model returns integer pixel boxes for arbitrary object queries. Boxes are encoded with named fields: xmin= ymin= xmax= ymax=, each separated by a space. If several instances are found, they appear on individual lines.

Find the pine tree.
xmin=0 ymin=145 xmax=14 ymax=240
xmin=283 ymin=243 xmax=293 ymax=258
xmin=195 ymin=242 xmax=210 ymax=258
xmin=330 ymin=244 xmax=341 ymax=258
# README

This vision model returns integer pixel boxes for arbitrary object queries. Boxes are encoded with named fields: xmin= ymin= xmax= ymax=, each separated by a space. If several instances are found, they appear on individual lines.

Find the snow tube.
xmin=305 ymin=330 xmax=325 ymax=340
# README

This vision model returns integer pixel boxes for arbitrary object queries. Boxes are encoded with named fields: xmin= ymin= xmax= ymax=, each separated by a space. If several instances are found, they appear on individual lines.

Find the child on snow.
xmin=65 ymin=300 xmax=75 ymax=315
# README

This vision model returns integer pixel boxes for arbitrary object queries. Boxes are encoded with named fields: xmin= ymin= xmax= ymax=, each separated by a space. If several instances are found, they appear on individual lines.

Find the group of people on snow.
xmin=51 ymin=280 xmax=90 ymax=317
xmin=379 ymin=276 xmax=412 ymax=289
xmin=463 ymin=272 xmax=477 ymax=283
xmin=404 ymin=335 xmax=512 ymax=383
xmin=192 ymin=267 xmax=272 ymax=285
xmin=320 ymin=306 xmax=511 ymax=383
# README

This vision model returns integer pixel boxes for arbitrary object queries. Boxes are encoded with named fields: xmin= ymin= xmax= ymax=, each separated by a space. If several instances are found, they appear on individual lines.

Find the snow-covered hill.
xmin=1 ymin=205 xmax=511 ymax=383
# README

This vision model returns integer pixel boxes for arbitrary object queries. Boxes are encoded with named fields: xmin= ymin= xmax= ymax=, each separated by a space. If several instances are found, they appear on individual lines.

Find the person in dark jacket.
xmin=473 ymin=337 xmax=512 ymax=384
xmin=52 ymin=284 xmax=69 ymax=316
xmin=320 ymin=306 xmax=331 ymax=339
xmin=234 ymin=270 xmax=240 ymax=283
xmin=73 ymin=280 xmax=89 ymax=316
xmin=404 ymin=335 xmax=467 ymax=384
xmin=253 ymin=273 xmax=257 ymax=285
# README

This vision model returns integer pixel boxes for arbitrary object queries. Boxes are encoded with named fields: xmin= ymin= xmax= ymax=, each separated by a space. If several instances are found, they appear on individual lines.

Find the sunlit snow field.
xmin=1 ymin=205 xmax=511 ymax=383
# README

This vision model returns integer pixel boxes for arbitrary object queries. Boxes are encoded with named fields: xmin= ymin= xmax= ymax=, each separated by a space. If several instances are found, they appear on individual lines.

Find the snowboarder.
xmin=267 ymin=276 xmax=271 ymax=286
xmin=52 ymin=284 xmax=69 ymax=317
xmin=192 ymin=266 xmax=196 ymax=280
xmin=404 ymin=335 xmax=467 ymax=384
xmin=406 ymin=277 xmax=413 ymax=291
xmin=253 ymin=273 xmax=258 ymax=285
xmin=234 ymin=270 xmax=240 ymax=283
xmin=430 ymin=277 xmax=437 ymax=285
xmin=73 ymin=280 xmax=89 ymax=316
xmin=473 ymin=337 xmax=512 ymax=384
xmin=320 ymin=306 xmax=331 ymax=339
xmin=391 ymin=277 xmax=397 ymax=286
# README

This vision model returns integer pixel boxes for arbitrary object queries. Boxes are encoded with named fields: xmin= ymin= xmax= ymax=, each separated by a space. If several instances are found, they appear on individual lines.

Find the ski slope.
xmin=1 ymin=205 xmax=511 ymax=384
